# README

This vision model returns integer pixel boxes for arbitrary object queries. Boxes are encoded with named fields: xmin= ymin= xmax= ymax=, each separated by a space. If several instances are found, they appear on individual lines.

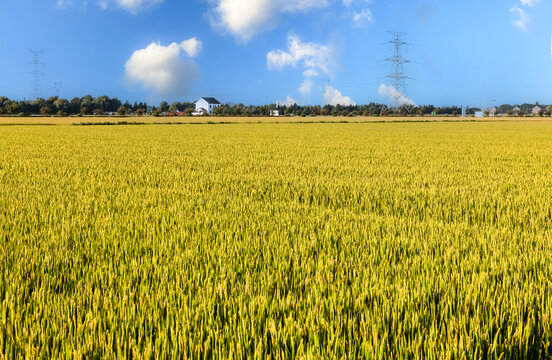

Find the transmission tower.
xmin=53 ymin=82 xmax=62 ymax=97
xmin=29 ymin=49 xmax=44 ymax=100
xmin=384 ymin=32 xmax=412 ymax=111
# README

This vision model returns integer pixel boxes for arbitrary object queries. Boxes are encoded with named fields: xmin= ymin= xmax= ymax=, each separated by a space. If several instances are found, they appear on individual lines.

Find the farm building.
xmin=195 ymin=97 xmax=221 ymax=115
xmin=532 ymin=106 xmax=542 ymax=115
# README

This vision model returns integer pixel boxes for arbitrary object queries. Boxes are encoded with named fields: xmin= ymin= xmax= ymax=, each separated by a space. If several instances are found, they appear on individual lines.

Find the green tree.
xmin=40 ymin=106 xmax=52 ymax=115
xmin=54 ymin=98 xmax=69 ymax=113
xmin=117 ymin=106 xmax=127 ymax=116
xmin=159 ymin=101 xmax=169 ymax=112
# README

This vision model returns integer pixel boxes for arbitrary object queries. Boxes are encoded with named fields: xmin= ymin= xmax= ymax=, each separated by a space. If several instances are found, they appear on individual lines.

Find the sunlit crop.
xmin=1 ymin=121 xmax=551 ymax=358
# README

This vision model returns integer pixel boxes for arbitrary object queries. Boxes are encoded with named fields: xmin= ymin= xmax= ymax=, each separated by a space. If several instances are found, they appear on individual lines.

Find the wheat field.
xmin=1 ymin=121 xmax=551 ymax=358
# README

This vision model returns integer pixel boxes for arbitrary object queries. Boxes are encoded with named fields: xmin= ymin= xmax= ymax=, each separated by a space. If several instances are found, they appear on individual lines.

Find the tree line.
xmin=0 ymin=95 xmax=549 ymax=117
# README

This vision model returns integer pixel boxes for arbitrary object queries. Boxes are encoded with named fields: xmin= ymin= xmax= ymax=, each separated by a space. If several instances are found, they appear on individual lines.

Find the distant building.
xmin=532 ymin=106 xmax=542 ymax=115
xmin=195 ymin=97 xmax=221 ymax=115
xmin=271 ymin=110 xmax=280 ymax=117
xmin=489 ymin=107 xmax=497 ymax=117
xmin=513 ymin=106 xmax=521 ymax=113
xmin=474 ymin=111 xmax=484 ymax=118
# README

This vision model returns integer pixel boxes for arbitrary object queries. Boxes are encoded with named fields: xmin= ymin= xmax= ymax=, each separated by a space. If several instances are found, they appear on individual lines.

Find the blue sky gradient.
xmin=1 ymin=0 xmax=551 ymax=107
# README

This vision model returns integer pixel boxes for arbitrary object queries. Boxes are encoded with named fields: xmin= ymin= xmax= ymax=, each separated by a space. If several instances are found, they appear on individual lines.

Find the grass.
xmin=1 ymin=121 xmax=551 ymax=358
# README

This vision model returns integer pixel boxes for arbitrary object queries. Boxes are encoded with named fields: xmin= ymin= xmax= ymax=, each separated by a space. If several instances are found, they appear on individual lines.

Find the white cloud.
xmin=353 ymin=9 xmax=374 ymax=26
xmin=125 ymin=40 xmax=201 ymax=95
xmin=180 ymin=38 xmax=202 ymax=58
xmin=520 ymin=0 xmax=539 ymax=6
xmin=277 ymin=96 xmax=297 ymax=107
xmin=324 ymin=86 xmax=355 ymax=106
xmin=378 ymin=84 xmax=415 ymax=107
xmin=209 ymin=0 xmax=331 ymax=42
xmin=511 ymin=6 xmax=529 ymax=30
xmin=110 ymin=0 xmax=162 ymax=13
xmin=299 ymin=69 xmax=319 ymax=94
xmin=268 ymin=35 xmax=336 ymax=95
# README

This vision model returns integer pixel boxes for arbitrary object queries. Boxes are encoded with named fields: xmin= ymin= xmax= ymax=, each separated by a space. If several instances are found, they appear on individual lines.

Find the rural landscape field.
xmin=1 ymin=119 xmax=551 ymax=358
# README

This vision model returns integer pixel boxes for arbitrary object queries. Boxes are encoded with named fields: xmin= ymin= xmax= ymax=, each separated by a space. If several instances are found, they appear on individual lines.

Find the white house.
xmin=532 ymin=106 xmax=542 ymax=115
xmin=195 ymin=97 xmax=221 ymax=115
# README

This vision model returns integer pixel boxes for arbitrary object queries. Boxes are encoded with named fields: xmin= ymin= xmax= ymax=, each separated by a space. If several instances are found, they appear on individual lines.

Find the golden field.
xmin=0 ymin=115 xmax=541 ymax=126
xmin=1 ymin=121 xmax=552 ymax=358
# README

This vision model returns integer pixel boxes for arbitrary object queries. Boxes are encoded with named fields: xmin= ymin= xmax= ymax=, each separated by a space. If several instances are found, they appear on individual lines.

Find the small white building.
xmin=195 ymin=97 xmax=221 ymax=115
xmin=532 ymin=106 xmax=542 ymax=115
xmin=474 ymin=111 xmax=484 ymax=118
xmin=271 ymin=110 xmax=280 ymax=117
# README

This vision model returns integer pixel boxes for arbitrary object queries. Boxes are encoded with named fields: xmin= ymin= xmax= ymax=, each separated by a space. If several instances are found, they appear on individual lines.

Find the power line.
xmin=384 ymin=32 xmax=413 ymax=111
xmin=29 ymin=49 xmax=44 ymax=100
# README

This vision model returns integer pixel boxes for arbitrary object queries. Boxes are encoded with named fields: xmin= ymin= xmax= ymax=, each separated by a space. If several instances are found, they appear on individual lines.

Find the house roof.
xmin=198 ymin=97 xmax=221 ymax=105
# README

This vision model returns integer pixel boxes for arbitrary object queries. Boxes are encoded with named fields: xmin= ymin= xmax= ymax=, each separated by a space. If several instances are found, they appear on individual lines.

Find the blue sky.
xmin=0 ymin=0 xmax=551 ymax=107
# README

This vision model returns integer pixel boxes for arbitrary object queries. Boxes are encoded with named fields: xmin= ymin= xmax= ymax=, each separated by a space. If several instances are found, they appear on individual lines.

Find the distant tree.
xmin=135 ymin=108 xmax=144 ymax=116
xmin=6 ymin=102 xmax=20 ymax=114
xmin=159 ymin=101 xmax=169 ymax=112
xmin=169 ymin=102 xmax=181 ymax=114
xmin=56 ymin=110 xmax=67 ymax=117
xmin=80 ymin=106 xmax=89 ymax=115
xmin=546 ymin=106 xmax=552 ymax=116
xmin=517 ymin=109 xmax=524 ymax=117
xmin=452 ymin=110 xmax=458 ymax=117
xmin=54 ymin=98 xmax=69 ymax=113
xmin=93 ymin=108 xmax=104 ymax=116
xmin=507 ymin=110 xmax=514 ymax=116
xmin=418 ymin=109 xmax=424 ymax=117
xmin=117 ymin=106 xmax=127 ymax=116
xmin=40 ymin=106 xmax=52 ymax=115
xmin=0 ymin=107 xmax=4 ymax=115
xmin=484 ymin=110 xmax=490 ymax=117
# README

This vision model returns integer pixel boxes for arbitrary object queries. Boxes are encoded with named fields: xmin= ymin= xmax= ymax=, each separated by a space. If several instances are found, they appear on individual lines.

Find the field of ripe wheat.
xmin=1 ymin=121 xmax=552 ymax=359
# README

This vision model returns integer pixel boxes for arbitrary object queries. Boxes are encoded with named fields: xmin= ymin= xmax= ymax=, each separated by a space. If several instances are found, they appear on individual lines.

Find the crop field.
xmin=1 ymin=121 xmax=552 ymax=358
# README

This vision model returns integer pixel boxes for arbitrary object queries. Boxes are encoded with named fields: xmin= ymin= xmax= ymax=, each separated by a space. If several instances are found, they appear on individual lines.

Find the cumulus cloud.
xmin=510 ymin=6 xmax=529 ymax=30
xmin=180 ymin=38 xmax=202 ymax=58
xmin=324 ymin=86 xmax=355 ymax=106
xmin=520 ymin=0 xmax=539 ymax=6
xmin=267 ymin=36 xmax=335 ymax=75
xmin=277 ymin=96 xmax=297 ymax=107
xmin=209 ymin=0 xmax=331 ymax=42
xmin=352 ymin=9 xmax=374 ymax=26
xmin=378 ymin=84 xmax=415 ymax=107
xmin=125 ymin=40 xmax=202 ymax=95
xmin=268 ymin=35 xmax=337 ymax=95
xmin=299 ymin=69 xmax=319 ymax=94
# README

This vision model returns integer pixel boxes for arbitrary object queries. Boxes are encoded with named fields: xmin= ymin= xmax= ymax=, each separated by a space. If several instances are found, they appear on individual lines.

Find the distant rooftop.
xmin=199 ymin=97 xmax=221 ymax=105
